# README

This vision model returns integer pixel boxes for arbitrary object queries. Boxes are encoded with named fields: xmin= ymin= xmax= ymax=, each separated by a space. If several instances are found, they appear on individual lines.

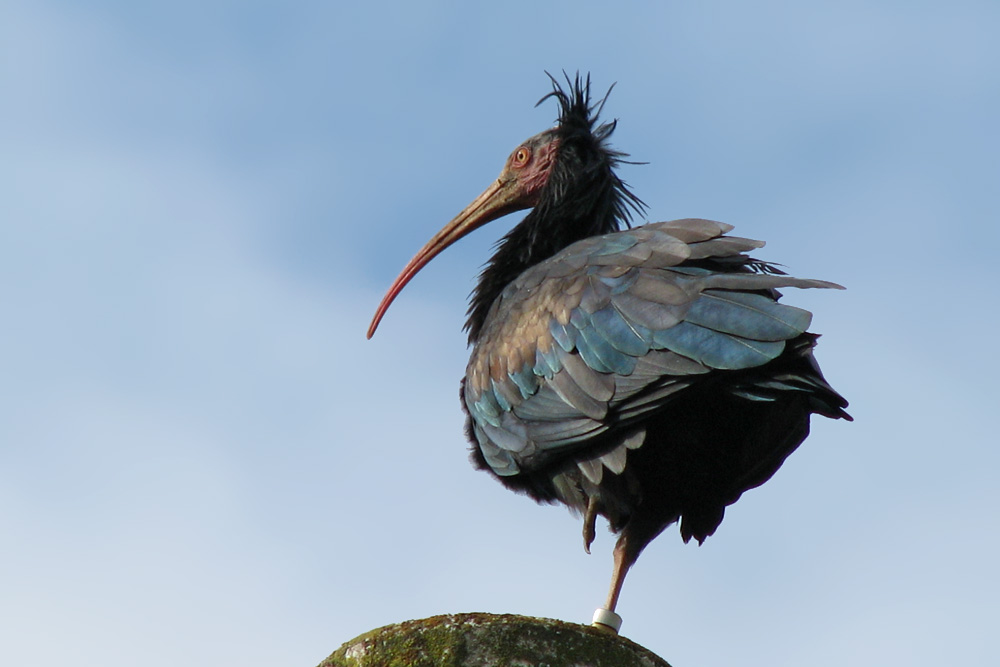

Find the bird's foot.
xmin=582 ymin=496 xmax=599 ymax=554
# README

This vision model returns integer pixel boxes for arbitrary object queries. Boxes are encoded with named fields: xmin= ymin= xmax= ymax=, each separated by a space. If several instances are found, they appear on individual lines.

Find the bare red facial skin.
xmin=516 ymin=138 xmax=559 ymax=204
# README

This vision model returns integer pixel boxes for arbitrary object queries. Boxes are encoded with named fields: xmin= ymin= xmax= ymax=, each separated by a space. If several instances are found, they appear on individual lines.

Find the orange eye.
xmin=512 ymin=147 xmax=531 ymax=167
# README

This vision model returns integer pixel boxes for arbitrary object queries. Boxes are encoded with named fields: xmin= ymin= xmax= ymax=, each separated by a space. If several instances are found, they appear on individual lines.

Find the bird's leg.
xmin=582 ymin=495 xmax=599 ymax=554
xmin=591 ymin=540 xmax=630 ymax=633
xmin=604 ymin=541 xmax=630 ymax=612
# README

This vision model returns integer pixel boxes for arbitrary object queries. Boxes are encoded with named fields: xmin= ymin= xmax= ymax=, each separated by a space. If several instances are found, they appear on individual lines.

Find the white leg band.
xmin=591 ymin=607 xmax=623 ymax=633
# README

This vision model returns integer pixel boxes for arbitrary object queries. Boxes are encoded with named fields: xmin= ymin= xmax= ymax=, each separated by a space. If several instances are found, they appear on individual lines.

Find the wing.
xmin=463 ymin=218 xmax=843 ymax=478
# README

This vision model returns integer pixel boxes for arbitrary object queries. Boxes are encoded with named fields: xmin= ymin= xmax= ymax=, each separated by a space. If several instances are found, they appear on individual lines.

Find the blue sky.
xmin=2 ymin=2 xmax=998 ymax=665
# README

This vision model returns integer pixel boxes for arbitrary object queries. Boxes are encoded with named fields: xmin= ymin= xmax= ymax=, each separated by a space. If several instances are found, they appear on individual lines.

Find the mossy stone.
xmin=317 ymin=612 xmax=670 ymax=667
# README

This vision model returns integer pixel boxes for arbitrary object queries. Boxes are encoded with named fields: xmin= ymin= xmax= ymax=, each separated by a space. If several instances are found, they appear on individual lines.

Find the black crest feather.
xmin=535 ymin=72 xmax=645 ymax=228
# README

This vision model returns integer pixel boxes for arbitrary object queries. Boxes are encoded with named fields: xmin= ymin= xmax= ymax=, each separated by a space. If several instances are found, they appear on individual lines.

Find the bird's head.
xmin=367 ymin=73 xmax=642 ymax=339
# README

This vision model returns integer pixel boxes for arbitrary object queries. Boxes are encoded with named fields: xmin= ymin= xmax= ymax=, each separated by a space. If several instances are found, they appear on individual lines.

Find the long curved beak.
xmin=367 ymin=176 xmax=527 ymax=338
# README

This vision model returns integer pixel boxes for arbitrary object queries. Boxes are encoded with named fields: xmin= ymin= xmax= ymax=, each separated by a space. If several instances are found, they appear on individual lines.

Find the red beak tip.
xmin=366 ymin=315 xmax=383 ymax=339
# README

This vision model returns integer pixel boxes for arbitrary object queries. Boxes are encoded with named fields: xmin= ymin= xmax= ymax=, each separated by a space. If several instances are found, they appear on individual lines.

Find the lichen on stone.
xmin=316 ymin=612 xmax=670 ymax=667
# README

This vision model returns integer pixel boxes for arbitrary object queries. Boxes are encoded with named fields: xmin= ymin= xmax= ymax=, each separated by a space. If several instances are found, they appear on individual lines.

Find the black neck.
xmin=464 ymin=166 xmax=634 ymax=342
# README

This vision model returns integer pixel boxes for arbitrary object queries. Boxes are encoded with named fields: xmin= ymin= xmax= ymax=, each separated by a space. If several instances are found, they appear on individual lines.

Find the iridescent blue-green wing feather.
xmin=463 ymin=218 xmax=843 ymax=478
